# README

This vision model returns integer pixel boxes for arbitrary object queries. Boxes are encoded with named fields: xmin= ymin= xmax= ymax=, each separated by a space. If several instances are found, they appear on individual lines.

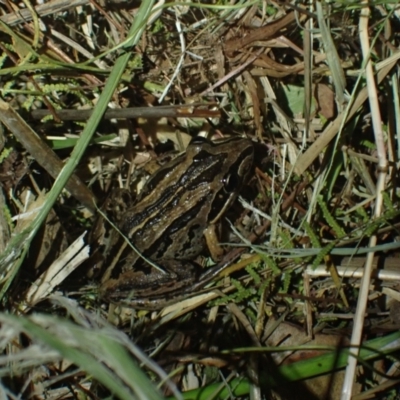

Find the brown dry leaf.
xmin=264 ymin=318 xmax=361 ymax=399
xmin=31 ymin=209 xmax=69 ymax=270
xmin=315 ymin=83 xmax=336 ymax=120
xmin=243 ymin=71 xmax=262 ymax=137
xmin=24 ymin=231 xmax=89 ymax=309
xmin=0 ymin=150 xmax=28 ymax=193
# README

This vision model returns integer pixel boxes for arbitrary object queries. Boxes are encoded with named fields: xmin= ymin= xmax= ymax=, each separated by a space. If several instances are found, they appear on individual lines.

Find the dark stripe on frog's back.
xmin=182 ymin=151 xmax=227 ymax=189
xmin=138 ymin=153 xmax=186 ymax=199
xmin=121 ymin=151 xmax=227 ymax=234
xmin=127 ymin=170 xmax=219 ymax=256
xmin=134 ymin=195 xmax=211 ymax=260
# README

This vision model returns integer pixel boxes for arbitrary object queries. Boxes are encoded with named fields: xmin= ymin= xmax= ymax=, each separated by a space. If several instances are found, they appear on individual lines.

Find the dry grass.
xmin=1 ymin=0 xmax=400 ymax=399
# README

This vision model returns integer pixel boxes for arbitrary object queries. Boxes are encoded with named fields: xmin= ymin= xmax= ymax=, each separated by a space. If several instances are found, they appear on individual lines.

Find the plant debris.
xmin=1 ymin=1 xmax=400 ymax=399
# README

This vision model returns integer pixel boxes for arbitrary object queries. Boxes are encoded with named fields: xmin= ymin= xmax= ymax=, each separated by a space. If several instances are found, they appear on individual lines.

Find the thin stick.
xmin=341 ymin=3 xmax=388 ymax=399
xmin=29 ymin=103 xmax=220 ymax=121
xmin=0 ymin=0 xmax=89 ymax=26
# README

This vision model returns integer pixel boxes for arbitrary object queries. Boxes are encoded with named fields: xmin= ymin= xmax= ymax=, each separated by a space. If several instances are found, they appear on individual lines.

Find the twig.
xmin=158 ymin=17 xmax=186 ymax=103
xmin=0 ymin=101 xmax=96 ymax=211
xmin=223 ymin=12 xmax=297 ymax=55
xmin=295 ymin=55 xmax=396 ymax=175
xmin=0 ymin=0 xmax=89 ymax=26
xmin=200 ymin=50 xmax=262 ymax=97
xmin=341 ymin=3 xmax=388 ymax=399
xmin=29 ymin=103 xmax=220 ymax=121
